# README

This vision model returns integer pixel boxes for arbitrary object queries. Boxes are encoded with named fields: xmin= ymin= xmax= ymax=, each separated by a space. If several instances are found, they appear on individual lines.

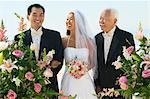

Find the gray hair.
xmin=103 ymin=8 xmax=119 ymax=20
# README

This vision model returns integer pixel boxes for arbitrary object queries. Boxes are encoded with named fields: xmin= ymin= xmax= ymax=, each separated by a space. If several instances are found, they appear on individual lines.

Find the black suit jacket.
xmin=95 ymin=26 xmax=135 ymax=88
xmin=15 ymin=27 xmax=64 ymax=92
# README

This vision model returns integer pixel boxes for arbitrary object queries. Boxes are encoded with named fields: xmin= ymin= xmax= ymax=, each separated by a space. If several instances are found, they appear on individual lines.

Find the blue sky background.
xmin=0 ymin=0 xmax=149 ymax=41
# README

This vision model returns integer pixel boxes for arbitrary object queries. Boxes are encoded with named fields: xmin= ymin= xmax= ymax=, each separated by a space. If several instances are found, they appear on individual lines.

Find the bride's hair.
xmin=66 ymin=30 xmax=70 ymax=36
xmin=73 ymin=10 xmax=97 ymax=77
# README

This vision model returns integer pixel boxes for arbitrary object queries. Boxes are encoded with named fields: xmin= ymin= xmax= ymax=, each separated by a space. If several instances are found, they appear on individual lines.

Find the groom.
xmin=15 ymin=4 xmax=63 ymax=94
xmin=95 ymin=8 xmax=135 ymax=98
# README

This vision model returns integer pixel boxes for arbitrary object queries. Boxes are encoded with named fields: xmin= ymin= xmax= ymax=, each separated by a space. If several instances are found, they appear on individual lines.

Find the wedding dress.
xmin=61 ymin=47 xmax=97 ymax=99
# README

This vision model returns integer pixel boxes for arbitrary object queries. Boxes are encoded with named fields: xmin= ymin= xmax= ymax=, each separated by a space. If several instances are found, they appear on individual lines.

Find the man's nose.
xmin=100 ymin=18 xmax=104 ymax=23
xmin=35 ymin=16 xmax=41 ymax=20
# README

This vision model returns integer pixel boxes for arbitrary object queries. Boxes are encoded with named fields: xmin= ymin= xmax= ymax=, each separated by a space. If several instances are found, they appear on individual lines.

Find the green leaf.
xmin=131 ymin=53 xmax=142 ymax=62
xmin=1 ymin=19 xmax=5 ymax=29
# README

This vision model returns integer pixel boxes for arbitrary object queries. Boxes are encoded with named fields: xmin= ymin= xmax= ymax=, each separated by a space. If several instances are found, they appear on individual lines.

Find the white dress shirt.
xmin=31 ymin=27 xmax=43 ymax=60
xmin=102 ymin=26 xmax=116 ymax=63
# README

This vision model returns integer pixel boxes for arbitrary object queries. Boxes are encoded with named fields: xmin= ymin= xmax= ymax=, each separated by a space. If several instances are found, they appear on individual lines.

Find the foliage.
xmin=113 ymin=22 xmax=150 ymax=98
xmin=0 ymin=13 xmax=74 ymax=99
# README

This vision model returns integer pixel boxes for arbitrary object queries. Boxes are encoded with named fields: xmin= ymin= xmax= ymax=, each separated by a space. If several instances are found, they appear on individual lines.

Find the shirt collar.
xmin=31 ymin=27 xmax=42 ymax=33
xmin=31 ymin=27 xmax=43 ymax=37
xmin=103 ymin=26 xmax=116 ymax=37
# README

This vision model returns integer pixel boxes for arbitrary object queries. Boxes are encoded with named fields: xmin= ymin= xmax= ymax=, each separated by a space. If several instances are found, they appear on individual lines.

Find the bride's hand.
xmin=50 ymin=60 xmax=61 ymax=68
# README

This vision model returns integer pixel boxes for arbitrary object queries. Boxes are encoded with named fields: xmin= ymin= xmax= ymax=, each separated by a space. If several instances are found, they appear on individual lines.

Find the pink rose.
xmin=43 ymin=68 xmax=53 ymax=78
xmin=127 ymin=46 xmax=134 ymax=55
xmin=25 ymin=72 xmax=34 ymax=81
xmin=60 ymin=96 xmax=69 ymax=99
xmin=74 ymin=73 xmax=81 ymax=79
xmin=59 ymin=90 xmax=64 ymax=94
xmin=12 ymin=50 xmax=24 ymax=57
xmin=7 ymin=89 xmax=17 ymax=99
xmin=59 ymin=90 xmax=69 ymax=99
xmin=119 ymin=76 xmax=128 ymax=84
xmin=34 ymin=83 xmax=42 ymax=93
xmin=120 ymin=83 xmax=128 ymax=90
xmin=142 ymin=70 xmax=150 ymax=78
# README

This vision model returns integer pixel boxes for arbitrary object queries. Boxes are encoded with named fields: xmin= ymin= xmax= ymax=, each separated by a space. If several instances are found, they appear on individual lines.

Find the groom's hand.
xmin=96 ymin=86 xmax=102 ymax=94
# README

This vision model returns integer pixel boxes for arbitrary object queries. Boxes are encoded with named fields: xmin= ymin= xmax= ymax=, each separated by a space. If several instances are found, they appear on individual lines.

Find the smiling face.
xmin=66 ymin=12 xmax=75 ymax=33
xmin=99 ymin=10 xmax=117 ymax=33
xmin=27 ymin=7 xmax=44 ymax=30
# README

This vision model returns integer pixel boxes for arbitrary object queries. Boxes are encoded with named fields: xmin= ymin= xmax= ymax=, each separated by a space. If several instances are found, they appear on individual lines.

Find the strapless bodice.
xmin=64 ymin=47 xmax=89 ymax=63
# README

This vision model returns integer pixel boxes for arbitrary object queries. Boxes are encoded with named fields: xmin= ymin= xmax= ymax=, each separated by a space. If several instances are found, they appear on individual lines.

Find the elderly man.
xmin=95 ymin=8 xmax=135 ymax=98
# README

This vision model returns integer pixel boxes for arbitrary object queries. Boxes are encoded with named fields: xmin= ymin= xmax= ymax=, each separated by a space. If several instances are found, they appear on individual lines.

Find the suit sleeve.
xmin=94 ymin=35 xmax=101 ymax=87
xmin=51 ymin=32 xmax=64 ymax=76
xmin=125 ymin=33 xmax=135 ymax=48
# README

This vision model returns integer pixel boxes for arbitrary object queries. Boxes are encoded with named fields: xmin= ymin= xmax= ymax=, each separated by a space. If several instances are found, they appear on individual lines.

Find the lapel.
xmin=25 ymin=28 xmax=46 ymax=60
xmin=106 ymin=27 xmax=120 ymax=65
xmin=97 ymin=33 xmax=105 ymax=65
xmin=38 ymin=27 xmax=47 ymax=59
xmin=25 ymin=29 xmax=32 ymax=46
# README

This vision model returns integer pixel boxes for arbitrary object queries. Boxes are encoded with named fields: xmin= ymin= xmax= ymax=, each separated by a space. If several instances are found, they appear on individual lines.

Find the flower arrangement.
xmin=96 ymin=88 xmax=120 ymax=99
xmin=67 ymin=57 xmax=88 ymax=79
xmin=0 ymin=13 xmax=74 ymax=99
xmin=112 ymin=22 xmax=150 ymax=98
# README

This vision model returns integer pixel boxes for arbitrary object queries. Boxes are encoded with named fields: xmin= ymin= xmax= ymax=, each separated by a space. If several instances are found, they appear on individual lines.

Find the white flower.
xmin=18 ymin=66 xmax=24 ymax=70
xmin=123 ymin=46 xmax=132 ymax=60
xmin=137 ymin=49 xmax=145 ymax=56
xmin=43 ymin=68 xmax=53 ymax=78
xmin=8 ymin=40 xmax=14 ymax=46
xmin=30 ymin=43 xmax=38 ymax=51
xmin=131 ymin=64 xmax=136 ymax=68
xmin=13 ymin=77 xmax=21 ymax=86
xmin=44 ymin=79 xmax=51 ymax=85
xmin=46 ymin=49 xmax=55 ymax=64
xmin=0 ymin=41 xmax=8 ymax=51
xmin=112 ymin=56 xmax=122 ymax=69
xmin=134 ymin=92 xmax=140 ymax=96
xmin=0 ymin=59 xmax=18 ymax=73
xmin=47 ymin=49 xmax=55 ymax=58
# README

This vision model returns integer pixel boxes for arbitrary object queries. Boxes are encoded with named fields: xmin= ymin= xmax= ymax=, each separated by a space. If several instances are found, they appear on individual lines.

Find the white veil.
xmin=73 ymin=10 xmax=97 ymax=72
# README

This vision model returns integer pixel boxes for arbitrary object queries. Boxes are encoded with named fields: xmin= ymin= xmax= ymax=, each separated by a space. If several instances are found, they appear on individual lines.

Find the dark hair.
xmin=66 ymin=30 xmax=70 ymax=35
xmin=27 ymin=4 xmax=45 ymax=15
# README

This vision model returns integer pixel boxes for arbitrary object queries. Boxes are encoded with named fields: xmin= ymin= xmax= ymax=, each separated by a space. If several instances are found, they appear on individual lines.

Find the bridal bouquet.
xmin=112 ymin=23 xmax=150 ymax=98
xmin=0 ymin=14 xmax=63 ymax=99
xmin=67 ymin=57 xmax=88 ymax=79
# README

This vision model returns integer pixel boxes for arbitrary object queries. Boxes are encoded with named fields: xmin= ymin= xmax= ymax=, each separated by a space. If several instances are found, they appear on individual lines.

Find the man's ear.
xmin=114 ymin=18 xmax=117 ymax=24
xmin=27 ymin=15 xmax=29 ymax=20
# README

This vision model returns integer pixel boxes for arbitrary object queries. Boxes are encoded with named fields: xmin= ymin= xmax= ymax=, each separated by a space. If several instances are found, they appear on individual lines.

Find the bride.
xmin=61 ymin=10 xmax=97 ymax=99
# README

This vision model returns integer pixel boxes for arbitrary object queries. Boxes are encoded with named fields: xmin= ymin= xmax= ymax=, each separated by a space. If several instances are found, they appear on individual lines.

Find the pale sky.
xmin=0 ymin=0 xmax=149 ymax=40
xmin=0 ymin=0 xmax=149 ymax=89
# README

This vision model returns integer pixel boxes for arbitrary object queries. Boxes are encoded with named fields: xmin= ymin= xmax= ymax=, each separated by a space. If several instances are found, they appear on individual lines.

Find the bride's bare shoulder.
xmin=62 ymin=37 xmax=68 ymax=42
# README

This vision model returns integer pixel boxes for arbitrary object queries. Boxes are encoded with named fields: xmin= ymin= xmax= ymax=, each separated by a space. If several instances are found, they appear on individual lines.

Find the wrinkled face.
xmin=27 ymin=7 xmax=44 ymax=30
xmin=99 ymin=11 xmax=116 ymax=32
xmin=66 ymin=13 xmax=75 ymax=32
